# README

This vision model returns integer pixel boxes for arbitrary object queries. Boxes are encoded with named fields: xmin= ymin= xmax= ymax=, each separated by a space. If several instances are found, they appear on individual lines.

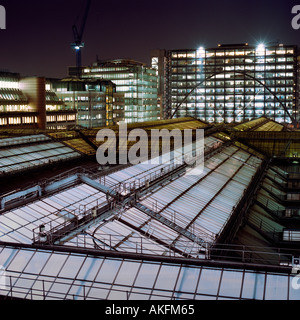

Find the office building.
xmin=78 ymin=59 xmax=159 ymax=123
xmin=50 ymin=78 xmax=125 ymax=128
xmin=0 ymin=71 xmax=77 ymax=130
xmin=0 ymin=71 xmax=125 ymax=129
xmin=152 ymin=43 xmax=298 ymax=124
xmin=151 ymin=49 xmax=166 ymax=119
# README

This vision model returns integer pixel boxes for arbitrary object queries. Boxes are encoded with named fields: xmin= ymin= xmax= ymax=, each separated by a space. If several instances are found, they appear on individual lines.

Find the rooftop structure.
xmin=0 ymin=117 xmax=300 ymax=300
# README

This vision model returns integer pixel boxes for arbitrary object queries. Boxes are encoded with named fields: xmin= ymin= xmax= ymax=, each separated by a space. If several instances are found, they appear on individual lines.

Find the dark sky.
xmin=1 ymin=0 xmax=300 ymax=78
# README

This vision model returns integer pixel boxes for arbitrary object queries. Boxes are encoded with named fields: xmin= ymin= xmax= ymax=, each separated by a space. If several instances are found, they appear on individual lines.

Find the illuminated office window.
xmin=166 ymin=44 xmax=297 ymax=124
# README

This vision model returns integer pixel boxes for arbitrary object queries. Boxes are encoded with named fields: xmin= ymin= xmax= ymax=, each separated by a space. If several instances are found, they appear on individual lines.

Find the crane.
xmin=71 ymin=0 xmax=92 ymax=78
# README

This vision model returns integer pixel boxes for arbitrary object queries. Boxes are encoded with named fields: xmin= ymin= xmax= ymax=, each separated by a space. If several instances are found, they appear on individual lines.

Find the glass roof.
xmin=0 ymin=244 xmax=297 ymax=300
xmin=0 ymin=183 xmax=106 ymax=244
xmin=0 ymin=134 xmax=51 ymax=147
xmin=0 ymin=142 xmax=81 ymax=174
xmin=0 ymin=132 xmax=294 ymax=301
xmin=61 ymin=138 xmax=263 ymax=257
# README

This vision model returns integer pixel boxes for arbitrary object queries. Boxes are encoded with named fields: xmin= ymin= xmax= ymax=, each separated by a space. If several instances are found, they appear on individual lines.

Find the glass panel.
xmin=0 ymin=247 xmax=18 ymax=268
xmin=134 ymin=262 xmax=160 ymax=288
xmin=151 ymin=289 xmax=174 ymax=299
xmin=6 ymin=249 xmax=34 ymax=272
xmin=195 ymin=294 xmax=217 ymax=300
xmin=129 ymin=288 xmax=152 ymax=300
xmin=114 ymin=261 xmax=141 ymax=286
xmin=33 ymin=275 xmax=55 ymax=299
xmin=154 ymin=264 xmax=180 ymax=290
xmin=0 ymin=215 xmax=21 ymax=231
xmin=197 ymin=267 xmax=221 ymax=296
xmin=9 ymin=231 xmax=30 ymax=244
xmin=218 ymin=269 xmax=243 ymax=298
xmin=241 ymin=271 xmax=265 ymax=300
xmin=264 ymin=274 xmax=288 ymax=300
xmin=67 ymin=281 xmax=92 ymax=300
xmin=49 ymin=279 xmax=73 ymax=299
xmin=174 ymin=293 xmax=195 ymax=300
xmin=174 ymin=266 xmax=200 ymax=294
xmin=58 ymin=254 xmax=85 ymax=278
xmin=108 ymin=285 xmax=130 ymax=300
xmin=14 ymin=274 xmax=37 ymax=298
xmin=76 ymin=257 xmax=104 ymax=282
xmin=95 ymin=258 xmax=122 ymax=284
xmin=40 ymin=253 xmax=68 ymax=277
xmin=87 ymin=283 xmax=111 ymax=299
xmin=23 ymin=251 xmax=50 ymax=274
xmin=6 ymin=212 xmax=28 ymax=226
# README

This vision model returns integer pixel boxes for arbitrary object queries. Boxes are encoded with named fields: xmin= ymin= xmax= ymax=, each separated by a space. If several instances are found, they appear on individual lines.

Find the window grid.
xmin=167 ymin=45 xmax=297 ymax=124
xmin=0 ymin=244 xmax=297 ymax=300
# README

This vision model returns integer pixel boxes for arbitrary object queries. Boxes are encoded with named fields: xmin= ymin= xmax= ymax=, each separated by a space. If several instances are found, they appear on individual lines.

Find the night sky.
xmin=1 ymin=0 xmax=300 ymax=78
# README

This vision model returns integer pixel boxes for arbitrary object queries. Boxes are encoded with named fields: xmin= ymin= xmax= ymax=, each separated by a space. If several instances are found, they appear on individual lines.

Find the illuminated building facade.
xmin=51 ymin=78 xmax=125 ymax=128
xmin=0 ymin=72 xmax=37 ymax=128
xmin=153 ymin=43 xmax=298 ymax=124
xmin=0 ymin=72 xmax=125 ymax=129
xmin=79 ymin=59 xmax=159 ymax=123
xmin=0 ymin=72 xmax=77 ymax=129
xmin=150 ymin=49 xmax=166 ymax=119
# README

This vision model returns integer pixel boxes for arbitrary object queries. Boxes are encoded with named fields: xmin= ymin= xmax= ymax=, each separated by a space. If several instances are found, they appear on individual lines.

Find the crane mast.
xmin=71 ymin=0 xmax=92 ymax=78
